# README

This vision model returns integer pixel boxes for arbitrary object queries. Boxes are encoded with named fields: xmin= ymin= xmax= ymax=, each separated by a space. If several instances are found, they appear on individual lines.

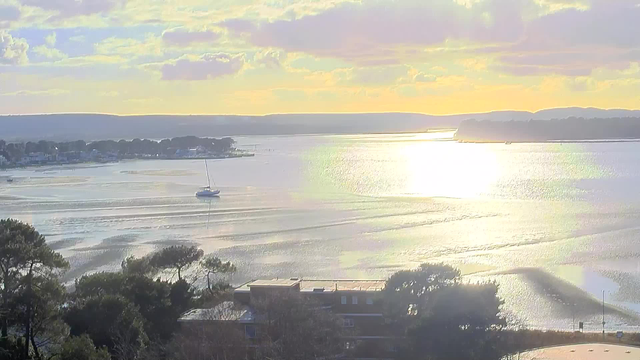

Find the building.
xmin=179 ymin=278 xmax=397 ymax=358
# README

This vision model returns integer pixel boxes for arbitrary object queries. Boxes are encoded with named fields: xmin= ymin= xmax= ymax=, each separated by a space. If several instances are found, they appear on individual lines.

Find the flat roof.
xmin=520 ymin=344 xmax=639 ymax=360
xmin=300 ymin=280 xmax=386 ymax=292
xmin=236 ymin=279 xmax=386 ymax=293
xmin=247 ymin=279 xmax=301 ymax=288
xmin=179 ymin=301 xmax=254 ymax=323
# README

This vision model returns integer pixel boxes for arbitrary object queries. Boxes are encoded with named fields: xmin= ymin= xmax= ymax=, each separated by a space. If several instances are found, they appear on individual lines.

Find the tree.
xmin=121 ymin=255 xmax=156 ymax=277
xmin=56 ymin=335 xmax=110 ymax=360
xmin=253 ymin=292 xmax=346 ymax=360
xmin=74 ymin=272 xmax=125 ymax=299
xmin=200 ymin=255 xmax=236 ymax=294
xmin=403 ymin=283 xmax=506 ymax=360
xmin=73 ymin=269 xmax=198 ymax=342
xmin=14 ymin=275 xmax=68 ymax=360
xmin=383 ymin=263 xmax=460 ymax=320
xmin=150 ymin=246 xmax=203 ymax=281
xmin=64 ymin=295 xmax=148 ymax=357
xmin=0 ymin=219 xmax=69 ymax=359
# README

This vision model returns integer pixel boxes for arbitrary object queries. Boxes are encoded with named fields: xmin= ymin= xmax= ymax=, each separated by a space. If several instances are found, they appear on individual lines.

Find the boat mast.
xmin=205 ymin=160 xmax=211 ymax=188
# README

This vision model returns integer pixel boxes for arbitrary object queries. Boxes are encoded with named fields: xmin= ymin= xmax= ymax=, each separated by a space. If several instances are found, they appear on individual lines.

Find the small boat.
xmin=196 ymin=187 xmax=220 ymax=197
xmin=195 ymin=160 xmax=220 ymax=197
xmin=505 ymin=142 xmax=512 ymax=145
xmin=6 ymin=178 xmax=13 ymax=183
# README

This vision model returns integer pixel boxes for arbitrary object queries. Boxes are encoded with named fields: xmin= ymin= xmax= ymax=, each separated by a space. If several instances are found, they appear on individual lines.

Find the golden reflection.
xmin=403 ymin=141 xmax=500 ymax=198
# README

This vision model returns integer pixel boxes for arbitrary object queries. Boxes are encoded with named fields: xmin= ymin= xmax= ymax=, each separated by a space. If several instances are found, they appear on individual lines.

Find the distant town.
xmin=0 ymin=136 xmax=253 ymax=168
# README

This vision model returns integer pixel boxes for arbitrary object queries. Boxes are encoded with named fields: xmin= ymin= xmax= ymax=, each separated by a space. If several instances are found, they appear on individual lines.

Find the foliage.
xmin=64 ymin=295 xmax=148 ymax=357
xmin=56 ymin=335 xmax=110 ymax=360
xmin=121 ymin=255 xmax=157 ymax=277
xmin=74 ymin=272 xmax=126 ymax=298
xmin=149 ymin=245 xmax=204 ymax=281
xmin=383 ymin=263 xmax=460 ymax=320
xmin=0 ymin=218 xmax=69 ymax=359
xmin=402 ymin=283 xmax=506 ymax=360
xmin=200 ymin=255 xmax=236 ymax=293
xmin=253 ymin=292 xmax=347 ymax=360
xmin=0 ymin=136 xmax=236 ymax=162
xmin=13 ymin=275 xmax=69 ymax=359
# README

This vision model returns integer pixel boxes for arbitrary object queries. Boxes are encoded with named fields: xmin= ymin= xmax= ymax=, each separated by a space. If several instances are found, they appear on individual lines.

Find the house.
xmin=179 ymin=278 xmax=397 ymax=358
xmin=0 ymin=155 xmax=7 ymax=166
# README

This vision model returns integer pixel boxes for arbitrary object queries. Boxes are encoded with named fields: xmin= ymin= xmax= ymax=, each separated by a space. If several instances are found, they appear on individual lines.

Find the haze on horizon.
xmin=1 ymin=0 xmax=640 ymax=116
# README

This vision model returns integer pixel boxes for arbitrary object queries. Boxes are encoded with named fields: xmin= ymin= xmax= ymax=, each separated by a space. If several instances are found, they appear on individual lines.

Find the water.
xmin=2 ymin=132 xmax=640 ymax=331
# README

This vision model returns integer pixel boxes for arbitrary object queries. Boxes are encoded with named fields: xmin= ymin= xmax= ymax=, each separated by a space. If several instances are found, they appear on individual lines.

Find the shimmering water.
xmin=2 ymin=132 xmax=640 ymax=331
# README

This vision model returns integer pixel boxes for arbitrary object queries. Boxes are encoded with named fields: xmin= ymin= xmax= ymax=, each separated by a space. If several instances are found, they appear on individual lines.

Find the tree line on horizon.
xmin=0 ymin=136 xmax=236 ymax=163
xmin=1 ymin=218 xmax=634 ymax=360
xmin=455 ymin=117 xmax=640 ymax=142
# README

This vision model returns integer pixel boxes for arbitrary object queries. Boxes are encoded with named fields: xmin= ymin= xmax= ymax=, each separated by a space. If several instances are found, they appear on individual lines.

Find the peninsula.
xmin=0 ymin=136 xmax=253 ymax=168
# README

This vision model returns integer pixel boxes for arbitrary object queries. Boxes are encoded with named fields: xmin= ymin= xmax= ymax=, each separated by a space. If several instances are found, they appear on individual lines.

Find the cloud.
xmin=32 ymin=45 xmax=68 ymax=60
xmin=348 ymin=65 xmax=411 ymax=85
xmin=214 ymin=0 xmax=640 ymax=76
xmin=1 ymin=89 xmax=69 ymax=96
xmin=0 ymin=5 xmax=20 ymax=28
xmin=219 ymin=19 xmax=257 ymax=35
xmin=95 ymin=36 xmax=162 ymax=57
xmin=162 ymin=28 xmax=220 ymax=46
xmin=221 ymin=0 xmax=526 ymax=64
xmin=254 ymin=49 xmax=286 ymax=69
xmin=45 ymin=32 xmax=57 ymax=47
xmin=0 ymin=31 xmax=29 ymax=65
xmin=414 ymin=73 xmax=437 ymax=82
xmin=161 ymin=53 xmax=245 ymax=81
xmin=0 ymin=5 xmax=21 ymax=21
xmin=19 ymin=0 xmax=126 ymax=18
xmin=490 ymin=0 xmax=640 ymax=75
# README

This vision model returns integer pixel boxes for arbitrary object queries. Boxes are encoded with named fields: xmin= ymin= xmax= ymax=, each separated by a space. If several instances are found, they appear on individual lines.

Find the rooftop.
xmin=236 ymin=279 xmax=386 ymax=293
xmin=179 ymin=301 xmax=255 ymax=323
xmin=247 ymin=279 xmax=301 ymax=288
xmin=520 ymin=344 xmax=639 ymax=360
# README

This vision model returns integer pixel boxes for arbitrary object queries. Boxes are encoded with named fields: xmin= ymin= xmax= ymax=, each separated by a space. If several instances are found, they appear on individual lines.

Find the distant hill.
xmin=2 ymin=108 xmax=640 ymax=141
xmin=455 ymin=117 xmax=640 ymax=142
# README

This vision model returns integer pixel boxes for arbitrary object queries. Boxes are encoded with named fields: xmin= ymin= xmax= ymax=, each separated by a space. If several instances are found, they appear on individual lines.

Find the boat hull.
xmin=196 ymin=190 xmax=220 ymax=197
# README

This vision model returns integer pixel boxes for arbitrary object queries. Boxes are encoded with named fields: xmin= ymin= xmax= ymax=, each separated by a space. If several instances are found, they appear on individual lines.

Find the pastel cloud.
xmin=490 ymin=0 xmax=640 ymax=75
xmin=0 ymin=5 xmax=21 ymax=22
xmin=0 ymin=31 xmax=29 ymax=65
xmin=32 ymin=45 xmax=68 ymax=60
xmin=161 ymin=53 xmax=245 ymax=81
xmin=19 ymin=0 xmax=126 ymax=17
xmin=0 ymin=5 xmax=20 ymax=28
xmin=254 ymin=49 xmax=286 ymax=69
xmin=162 ymin=28 xmax=220 ymax=46
xmin=221 ymin=0 xmax=526 ymax=64
xmin=218 ymin=0 xmax=640 ymax=76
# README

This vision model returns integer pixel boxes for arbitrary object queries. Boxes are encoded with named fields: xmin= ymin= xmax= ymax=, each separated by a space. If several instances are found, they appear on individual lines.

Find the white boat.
xmin=195 ymin=160 xmax=220 ymax=197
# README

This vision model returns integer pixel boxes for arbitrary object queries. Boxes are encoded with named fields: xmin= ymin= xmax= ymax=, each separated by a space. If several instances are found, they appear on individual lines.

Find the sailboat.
xmin=195 ymin=160 xmax=220 ymax=197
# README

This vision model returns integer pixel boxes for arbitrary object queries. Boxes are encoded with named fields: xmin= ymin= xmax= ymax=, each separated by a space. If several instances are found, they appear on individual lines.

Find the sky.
xmin=0 ymin=0 xmax=639 ymax=115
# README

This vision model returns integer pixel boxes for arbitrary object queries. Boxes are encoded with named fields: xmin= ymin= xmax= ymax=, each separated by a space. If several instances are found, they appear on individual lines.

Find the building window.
xmin=366 ymin=297 xmax=373 ymax=305
xmin=352 ymin=296 xmax=358 ymax=305
xmin=343 ymin=318 xmax=355 ymax=328
xmin=341 ymin=296 xmax=347 ymax=305
xmin=245 ymin=325 xmax=258 ymax=339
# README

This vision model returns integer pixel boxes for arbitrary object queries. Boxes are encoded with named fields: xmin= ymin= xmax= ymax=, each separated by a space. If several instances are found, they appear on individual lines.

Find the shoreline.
xmin=0 ymin=152 xmax=255 ymax=172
